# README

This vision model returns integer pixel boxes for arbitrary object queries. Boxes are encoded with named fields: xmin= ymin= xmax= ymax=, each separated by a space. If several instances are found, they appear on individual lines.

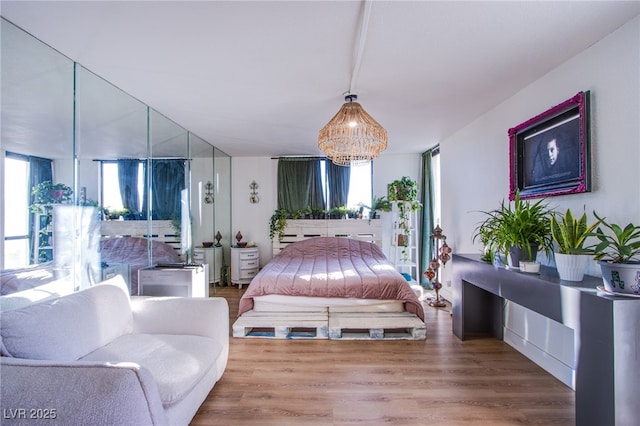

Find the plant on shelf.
xmin=387 ymin=176 xmax=418 ymax=203
xmin=588 ymin=212 xmax=640 ymax=294
xmin=363 ymin=195 xmax=392 ymax=219
xmin=328 ymin=206 xmax=348 ymax=219
xmin=590 ymin=212 xmax=640 ymax=263
xmin=30 ymin=181 xmax=73 ymax=214
xmin=30 ymin=181 xmax=73 ymax=263
xmin=311 ymin=207 xmax=326 ymax=219
xmin=269 ymin=209 xmax=289 ymax=242
xmin=472 ymin=191 xmax=553 ymax=268
xmin=387 ymin=177 xmax=421 ymax=261
xmin=550 ymin=208 xmax=600 ymax=281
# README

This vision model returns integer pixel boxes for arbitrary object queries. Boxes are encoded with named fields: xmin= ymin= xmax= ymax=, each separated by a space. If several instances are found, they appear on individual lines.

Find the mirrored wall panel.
xmin=1 ymin=18 xmax=231 ymax=302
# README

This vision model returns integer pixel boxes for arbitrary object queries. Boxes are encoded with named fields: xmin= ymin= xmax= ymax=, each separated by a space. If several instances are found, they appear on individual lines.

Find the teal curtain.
xmin=420 ymin=148 xmax=437 ymax=286
xmin=150 ymin=159 xmax=185 ymax=220
xmin=327 ymin=162 xmax=350 ymax=208
xmin=277 ymin=158 xmax=325 ymax=212
xmin=117 ymin=159 xmax=141 ymax=214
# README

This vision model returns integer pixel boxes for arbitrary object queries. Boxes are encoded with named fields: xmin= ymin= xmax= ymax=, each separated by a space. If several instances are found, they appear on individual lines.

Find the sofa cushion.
xmin=0 ymin=277 xmax=133 ymax=360
xmin=80 ymin=333 xmax=222 ymax=408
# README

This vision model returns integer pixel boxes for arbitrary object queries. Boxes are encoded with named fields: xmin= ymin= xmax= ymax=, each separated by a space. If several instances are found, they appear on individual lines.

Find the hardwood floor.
xmin=191 ymin=287 xmax=574 ymax=425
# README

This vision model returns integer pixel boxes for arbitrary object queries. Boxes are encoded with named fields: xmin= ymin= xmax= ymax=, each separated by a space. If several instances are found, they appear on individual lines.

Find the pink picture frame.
xmin=509 ymin=91 xmax=591 ymax=200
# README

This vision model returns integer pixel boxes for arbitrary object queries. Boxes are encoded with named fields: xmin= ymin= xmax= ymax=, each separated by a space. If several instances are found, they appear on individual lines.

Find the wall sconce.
xmin=204 ymin=181 xmax=214 ymax=204
xmin=249 ymin=181 xmax=259 ymax=204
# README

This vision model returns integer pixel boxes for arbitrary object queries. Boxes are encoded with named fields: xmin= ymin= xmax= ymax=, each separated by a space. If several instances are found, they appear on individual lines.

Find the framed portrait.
xmin=509 ymin=91 xmax=591 ymax=200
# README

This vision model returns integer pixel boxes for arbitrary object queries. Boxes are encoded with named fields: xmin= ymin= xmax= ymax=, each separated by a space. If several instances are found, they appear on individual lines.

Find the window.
xmin=431 ymin=150 xmax=441 ymax=226
xmin=3 ymin=154 xmax=31 ymax=268
xmin=320 ymin=161 xmax=372 ymax=210
xmin=278 ymin=158 xmax=372 ymax=214
xmin=346 ymin=161 xmax=372 ymax=211
xmin=100 ymin=161 xmax=144 ymax=216
xmin=100 ymin=159 xmax=184 ymax=220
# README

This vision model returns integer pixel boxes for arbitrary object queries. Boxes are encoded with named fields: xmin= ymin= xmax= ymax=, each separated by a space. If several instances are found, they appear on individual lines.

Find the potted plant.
xmin=550 ymin=209 xmax=600 ymax=281
xmin=589 ymin=212 xmax=640 ymax=294
xmin=363 ymin=195 xmax=391 ymax=219
xmin=269 ymin=209 xmax=288 ymax=242
xmin=387 ymin=177 xmax=422 ymax=260
xmin=328 ymin=206 xmax=348 ymax=219
xmin=387 ymin=176 xmax=418 ymax=203
xmin=30 ymin=181 xmax=73 ymax=214
xmin=472 ymin=191 xmax=553 ymax=269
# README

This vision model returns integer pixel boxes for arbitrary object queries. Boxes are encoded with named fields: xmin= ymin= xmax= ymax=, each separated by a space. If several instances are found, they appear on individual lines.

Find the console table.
xmin=452 ymin=254 xmax=639 ymax=426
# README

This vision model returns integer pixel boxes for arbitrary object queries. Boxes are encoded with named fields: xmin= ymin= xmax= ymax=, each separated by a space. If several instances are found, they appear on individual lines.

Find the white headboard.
xmin=272 ymin=218 xmax=382 ymax=256
xmin=100 ymin=220 xmax=182 ymax=256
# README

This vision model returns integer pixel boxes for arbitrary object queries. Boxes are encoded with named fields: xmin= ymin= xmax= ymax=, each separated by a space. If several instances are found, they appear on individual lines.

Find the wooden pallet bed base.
xmin=233 ymin=311 xmax=426 ymax=341
xmin=232 ymin=311 xmax=329 ymax=339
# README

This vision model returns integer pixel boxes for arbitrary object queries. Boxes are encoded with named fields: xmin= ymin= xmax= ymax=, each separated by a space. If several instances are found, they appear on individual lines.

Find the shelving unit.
xmin=390 ymin=202 xmax=419 ymax=281
xmin=34 ymin=213 xmax=53 ymax=263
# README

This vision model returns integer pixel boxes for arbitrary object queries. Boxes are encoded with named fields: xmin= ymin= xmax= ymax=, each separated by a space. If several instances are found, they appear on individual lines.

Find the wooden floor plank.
xmin=191 ymin=286 xmax=574 ymax=425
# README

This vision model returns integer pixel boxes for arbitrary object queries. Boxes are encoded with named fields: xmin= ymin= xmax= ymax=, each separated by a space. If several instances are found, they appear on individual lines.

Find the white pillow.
xmin=0 ymin=277 xmax=133 ymax=360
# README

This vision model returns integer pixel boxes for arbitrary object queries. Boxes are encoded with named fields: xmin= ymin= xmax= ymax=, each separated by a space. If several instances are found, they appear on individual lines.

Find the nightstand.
xmin=230 ymin=247 xmax=259 ymax=289
xmin=192 ymin=246 xmax=223 ymax=284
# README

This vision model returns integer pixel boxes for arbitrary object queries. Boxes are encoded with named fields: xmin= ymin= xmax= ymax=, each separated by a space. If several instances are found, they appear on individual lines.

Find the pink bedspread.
xmin=100 ymin=237 xmax=181 ymax=294
xmin=238 ymin=237 xmax=424 ymax=320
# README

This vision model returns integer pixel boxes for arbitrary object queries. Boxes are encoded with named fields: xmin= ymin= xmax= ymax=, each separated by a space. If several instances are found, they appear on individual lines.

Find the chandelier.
xmin=318 ymin=93 xmax=387 ymax=166
xmin=317 ymin=1 xmax=387 ymax=166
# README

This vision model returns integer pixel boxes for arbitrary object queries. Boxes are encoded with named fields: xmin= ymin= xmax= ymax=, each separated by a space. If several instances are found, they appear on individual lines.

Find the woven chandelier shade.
xmin=318 ymin=95 xmax=388 ymax=166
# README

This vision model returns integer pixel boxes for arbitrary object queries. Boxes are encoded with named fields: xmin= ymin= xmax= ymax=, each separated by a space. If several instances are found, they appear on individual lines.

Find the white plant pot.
xmin=519 ymin=261 xmax=540 ymax=273
xmin=598 ymin=261 xmax=640 ymax=295
xmin=555 ymin=253 xmax=589 ymax=281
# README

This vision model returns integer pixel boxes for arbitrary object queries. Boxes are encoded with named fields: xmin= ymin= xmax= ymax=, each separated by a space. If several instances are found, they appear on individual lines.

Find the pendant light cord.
xmin=348 ymin=0 xmax=373 ymax=95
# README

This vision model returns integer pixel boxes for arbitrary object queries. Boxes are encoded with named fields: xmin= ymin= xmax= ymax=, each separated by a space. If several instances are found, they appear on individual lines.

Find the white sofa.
xmin=0 ymin=276 xmax=229 ymax=425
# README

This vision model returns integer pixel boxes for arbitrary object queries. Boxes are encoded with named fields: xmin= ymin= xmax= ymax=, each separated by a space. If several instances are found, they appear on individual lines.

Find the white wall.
xmin=439 ymin=16 xmax=640 ymax=387
xmin=230 ymin=157 xmax=277 ymax=265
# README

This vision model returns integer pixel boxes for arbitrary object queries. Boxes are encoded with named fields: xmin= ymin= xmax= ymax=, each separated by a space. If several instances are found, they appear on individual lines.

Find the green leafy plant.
xmin=370 ymin=195 xmax=392 ymax=212
xmin=550 ymin=209 xmax=600 ymax=255
xmin=30 ymin=181 xmax=73 ymax=213
xmin=269 ymin=209 xmax=289 ymax=241
xmin=311 ymin=207 xmax=327 ymax=219
xmin=387 ymin=177 xmax=422 ymax=261
xmin=589 ymin=212 xmax=640 ymax=263
xmin=387 ymin=176 xmax=418 ymax=203
xmin=328 ymin=206 xmax=348 ymax=219
xmin=472 ymin=191 xmax=553 ymax=263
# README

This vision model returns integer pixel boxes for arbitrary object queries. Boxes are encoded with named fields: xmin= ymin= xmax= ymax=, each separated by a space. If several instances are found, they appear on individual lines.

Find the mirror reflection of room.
xmin=0 ymin=18 xmax=231 ymax=304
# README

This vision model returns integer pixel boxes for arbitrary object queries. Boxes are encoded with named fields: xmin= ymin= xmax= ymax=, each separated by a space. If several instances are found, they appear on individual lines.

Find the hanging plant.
xmin=269 ymin=209 xmax=289 ymax=242
xmin=30 ymin=181 xmax=73 ymax=214
xmin=387 ymin=176 xmax=418 ymax=203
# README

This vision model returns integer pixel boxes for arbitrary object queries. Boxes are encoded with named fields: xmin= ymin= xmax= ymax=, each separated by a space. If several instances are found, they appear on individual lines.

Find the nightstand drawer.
xmin=239 ymin=251 xmax=259 ymax=260
xmin=239 ymin=268 xmax=258 ymax=280
xmin=192 ymin=250 xmax=206 ymax=262
xmin=241 ymin=259 xmax=259 ymax=268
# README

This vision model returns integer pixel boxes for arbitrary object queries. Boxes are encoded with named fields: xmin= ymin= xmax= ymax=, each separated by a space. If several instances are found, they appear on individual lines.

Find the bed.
xmin=234 ymin=237 xmax=426 ymax=340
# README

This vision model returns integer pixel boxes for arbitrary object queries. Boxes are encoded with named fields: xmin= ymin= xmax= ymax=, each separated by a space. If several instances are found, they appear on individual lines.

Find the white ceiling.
xmin=2 ymin=1 xmax=640 ymax=158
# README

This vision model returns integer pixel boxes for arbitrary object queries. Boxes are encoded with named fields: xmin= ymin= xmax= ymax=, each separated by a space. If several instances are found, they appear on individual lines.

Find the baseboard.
xmin=503 ymin=327 xmax=575 ymax=390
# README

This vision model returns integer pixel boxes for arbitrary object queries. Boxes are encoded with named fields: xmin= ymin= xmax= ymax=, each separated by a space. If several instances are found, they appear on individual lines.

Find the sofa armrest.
xmin=0 ymin=357 xmax=167 ymax=426
xmin=130 ymin=296 xmax=229 ymax=345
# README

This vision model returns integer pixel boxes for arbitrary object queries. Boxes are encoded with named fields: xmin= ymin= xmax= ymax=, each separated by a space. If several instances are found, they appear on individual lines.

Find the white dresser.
xmin=230 ymin=247 xmax=259 ymax=289
xmin=192 ymin=246 xmax=223 ymax=284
